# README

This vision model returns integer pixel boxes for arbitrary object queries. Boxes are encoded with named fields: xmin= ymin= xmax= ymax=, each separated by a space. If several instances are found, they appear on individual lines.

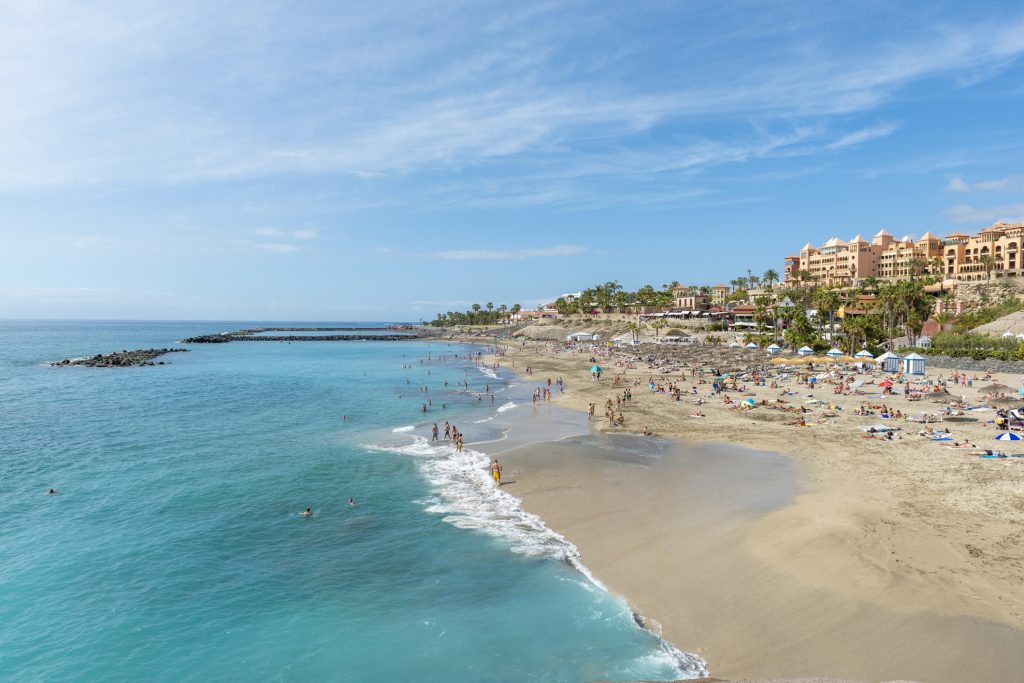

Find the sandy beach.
xmin=485 ymin=339 xmax=1024 ymax=682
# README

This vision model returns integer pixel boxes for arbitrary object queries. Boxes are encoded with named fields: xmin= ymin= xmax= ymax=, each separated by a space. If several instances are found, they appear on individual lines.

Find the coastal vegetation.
xmin=428 ymin=303 xmax=521 ymax=327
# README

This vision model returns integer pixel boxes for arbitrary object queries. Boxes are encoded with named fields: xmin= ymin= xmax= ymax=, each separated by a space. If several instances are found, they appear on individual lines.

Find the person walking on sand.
xmin=491 ymin=459 xmax=502 ymax=484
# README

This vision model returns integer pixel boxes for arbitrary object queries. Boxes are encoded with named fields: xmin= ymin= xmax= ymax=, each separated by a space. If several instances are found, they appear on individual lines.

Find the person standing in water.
xmin=431 ymin=423 xmax=439 ymax=442
xmin=491 ymin=459 xmax=502 ymax=484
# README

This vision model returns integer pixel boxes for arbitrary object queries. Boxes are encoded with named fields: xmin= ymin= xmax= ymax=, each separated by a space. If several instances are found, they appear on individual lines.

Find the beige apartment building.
xmin=783 ymin=223 xmax=1024 ymax=286
xmin=671 ymin=285 xmax=708 ymax=311
xmin=941 ymin=223 xmax=1024 ymax=281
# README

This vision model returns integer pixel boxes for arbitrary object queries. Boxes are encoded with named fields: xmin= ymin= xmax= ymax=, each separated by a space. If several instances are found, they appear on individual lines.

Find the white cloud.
xmin=430 ymin=245 xmax=585 ymax=260
xmin=945 ymin=203 xmax=1024 ymax=223
xmin=253 ymin=227 xmax=282 ymax=236
xmin=947 ymin=175 xmax=1013 ymax=192
xmin=0 ymin=2 xmax=1022 ymax=199
xmin=291 ymin=229 xmax=319 ymax=240
xmin=947 ymin=175 xmax=971 ymax=192
xmin=255 ymin=243 xmax=300 ymax=252
xmin=824 ymin=122 xmax=900 ymax=150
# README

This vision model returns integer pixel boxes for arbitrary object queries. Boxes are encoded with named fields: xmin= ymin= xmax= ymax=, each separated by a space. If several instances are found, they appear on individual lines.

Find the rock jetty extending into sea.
xmin=52 ymin=348 xmax=189 ymax=367
xmin=181 ymin=327 xmax=434 ymax=343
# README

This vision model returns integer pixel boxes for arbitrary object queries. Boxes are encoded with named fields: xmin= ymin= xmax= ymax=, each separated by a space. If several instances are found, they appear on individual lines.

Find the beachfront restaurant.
xmin=902 ymin=352 xmax=926 ymax=376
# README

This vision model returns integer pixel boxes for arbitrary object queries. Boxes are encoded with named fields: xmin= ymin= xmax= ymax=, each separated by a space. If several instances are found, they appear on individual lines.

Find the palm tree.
xmin=511 ymin=303 xmax=521 ymax=321
xmin=652 ymin=319 xmax=665 ymax=340
xmin=906 ymin=257 xmax=926 ymax=282
xmin=980 ymin=254 xmax=997 ymax=281
xmin=763 ymin=269 xmax=779 ymax=290
xmin=497 ymin=304 xmax=508 ymax=323
xmin=627 ymin=321 xmax=640 ymax=344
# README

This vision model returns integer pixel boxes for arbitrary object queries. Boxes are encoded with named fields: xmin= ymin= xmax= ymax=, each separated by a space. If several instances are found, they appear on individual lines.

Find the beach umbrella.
xmin=995 ymin=432 xmax=1022 ymax=441
xmin=742 ymin=398 xmax=756 ymax=406
xmin=878 ymin=380 xmax=893 ymax=388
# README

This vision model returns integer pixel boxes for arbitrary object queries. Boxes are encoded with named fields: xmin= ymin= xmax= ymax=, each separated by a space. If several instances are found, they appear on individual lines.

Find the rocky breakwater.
xmin=181 ymin=330 xmax=432 ymax=343
xmin=52 ymin=348 xmax=188 ymax=367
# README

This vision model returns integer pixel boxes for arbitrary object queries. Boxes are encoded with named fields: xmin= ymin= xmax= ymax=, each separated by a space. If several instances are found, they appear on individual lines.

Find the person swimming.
xmin=46 ymin=488 xmax=58 ymax=495
xmin=347 ymin=497 xmax=356 ymax=506
xmin=302 ymin=507 xmax=313 ymax=517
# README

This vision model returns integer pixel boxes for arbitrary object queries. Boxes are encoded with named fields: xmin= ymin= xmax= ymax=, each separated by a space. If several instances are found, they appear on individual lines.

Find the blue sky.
xmin=2 ymin=0 xmax=1024 ymax=320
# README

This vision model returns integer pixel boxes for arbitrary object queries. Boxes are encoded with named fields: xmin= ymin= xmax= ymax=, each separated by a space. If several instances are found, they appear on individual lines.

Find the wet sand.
xmin=496 ymin=433 xmax=1024 ymax=683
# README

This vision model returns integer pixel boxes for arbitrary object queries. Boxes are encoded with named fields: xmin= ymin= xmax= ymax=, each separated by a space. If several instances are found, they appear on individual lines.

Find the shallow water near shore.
xmin=0 ymin=320 xmax=704 ymax=682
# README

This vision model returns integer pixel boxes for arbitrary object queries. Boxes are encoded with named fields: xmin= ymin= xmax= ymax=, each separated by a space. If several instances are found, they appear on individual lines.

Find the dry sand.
xmin=483 ymin=340 xmax=1024 ymax=683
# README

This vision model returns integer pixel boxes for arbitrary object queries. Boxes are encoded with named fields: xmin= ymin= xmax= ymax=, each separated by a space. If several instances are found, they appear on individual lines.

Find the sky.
xmin=2 ymin=0 xmax=1024 ymax=321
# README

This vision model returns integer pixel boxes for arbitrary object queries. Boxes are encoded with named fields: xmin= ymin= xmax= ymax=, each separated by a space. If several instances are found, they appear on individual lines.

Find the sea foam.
xmin=368 ymin=433 xmax=709 ymax=679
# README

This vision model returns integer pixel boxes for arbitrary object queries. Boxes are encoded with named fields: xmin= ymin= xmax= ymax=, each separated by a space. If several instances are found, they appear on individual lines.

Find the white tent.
xmin=826 ymin=348 xmax=843 ymax=358
xmin=1003 ymin=331 xmax=1016 ymax=338
xmin=766 ymin=343 xmax=781 ymax=354
xmin=728 ymin=341 xmax=742 ymax=348
xmin=854 ymin=350 xmax=874 ymax=359
xmin=916 ymin=336 xmax=932 ymax=349
xmin=902 ymin=352 xmax=926 ymax=376
xmin=876 ymin=350 xmax=900 ymax=372
xmin=797 ymin=346 xmax=814 ymax=356
xmin=566 ymin=332 xmax=596 ymax=342
xmin=745 ymin=342 xmax=758 ymax=349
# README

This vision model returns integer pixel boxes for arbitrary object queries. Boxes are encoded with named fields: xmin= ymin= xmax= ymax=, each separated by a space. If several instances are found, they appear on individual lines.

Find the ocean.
xmin=0 ymin=321 xmax=706 ymax=682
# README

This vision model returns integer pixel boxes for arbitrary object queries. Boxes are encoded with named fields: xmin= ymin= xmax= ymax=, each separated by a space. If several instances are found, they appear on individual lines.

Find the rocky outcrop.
xmin=52 ymin=348 xmax=188 ymax=367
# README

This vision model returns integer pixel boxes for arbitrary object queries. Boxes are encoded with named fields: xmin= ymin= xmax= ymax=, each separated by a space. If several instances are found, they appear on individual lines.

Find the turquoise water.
xmin=0 ymin=321 xmax=705 ymax=682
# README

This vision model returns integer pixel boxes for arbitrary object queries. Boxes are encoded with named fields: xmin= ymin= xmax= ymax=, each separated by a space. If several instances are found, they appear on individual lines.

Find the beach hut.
xmin=797 ymin=346 xmax=813 ymax=356
xmin=902 ymin=352 xmax=926 ymax=376
xmin=876 ymin=350 xmax=900 ymax=372
xmin=766 ymin=343 xmax=781 ymax=354
xmin=916 ymin=336 xmax=932 ymax=349
xmin=567 ymin=332 xmax=596 ymax=342
xmin=826 ymin=348 xmax=842 ymax=358
xmin=854 ymin=349 xmax=874 ymax=360
xmin=745 ymin=342 xmax=758 ymax=349
xmin=728 ymin=341 xmax=742 ymax=348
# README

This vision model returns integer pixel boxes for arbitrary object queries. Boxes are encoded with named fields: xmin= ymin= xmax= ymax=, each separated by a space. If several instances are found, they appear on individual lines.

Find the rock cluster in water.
xmin=52 ymin=348 xmax=188 ymax=367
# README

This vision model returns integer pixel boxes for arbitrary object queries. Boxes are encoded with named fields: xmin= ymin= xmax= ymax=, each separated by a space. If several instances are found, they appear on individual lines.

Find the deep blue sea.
xmin=0 ymin=321 xmax=705 ymax=682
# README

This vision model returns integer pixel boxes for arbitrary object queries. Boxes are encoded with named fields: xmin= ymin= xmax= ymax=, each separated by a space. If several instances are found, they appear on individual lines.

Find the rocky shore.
xmin=51 ymin=348 xmax=188 ymax=367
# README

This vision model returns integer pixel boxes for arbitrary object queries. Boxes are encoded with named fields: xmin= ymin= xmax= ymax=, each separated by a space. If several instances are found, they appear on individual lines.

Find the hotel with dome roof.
xmin=783 ymin=222 xmax=1024 ymax=287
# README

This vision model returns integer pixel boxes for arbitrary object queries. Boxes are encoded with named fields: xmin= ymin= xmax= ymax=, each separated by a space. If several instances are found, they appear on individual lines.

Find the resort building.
xmin=941 ymin=222 xmax=1024 ymax=281
xmin=710 ymin=285 xmax=730 ymax=307
xmin=784 ymin=223 xmax=1023 ymax=286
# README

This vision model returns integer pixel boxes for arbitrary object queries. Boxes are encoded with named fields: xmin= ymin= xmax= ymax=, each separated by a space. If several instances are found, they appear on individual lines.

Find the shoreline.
xmin=479 ymin=337 xmax=1024 ymax=682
